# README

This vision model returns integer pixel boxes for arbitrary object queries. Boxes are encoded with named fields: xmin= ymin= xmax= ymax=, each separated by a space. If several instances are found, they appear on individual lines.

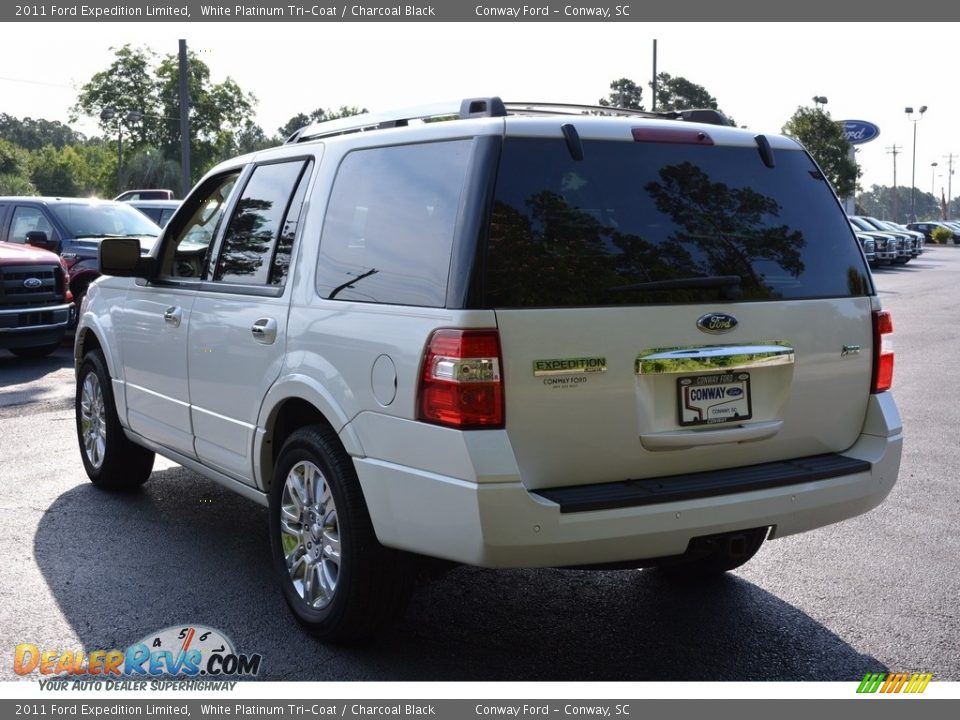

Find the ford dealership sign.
xmin=841 ymin=120 xmax=881 ymax=145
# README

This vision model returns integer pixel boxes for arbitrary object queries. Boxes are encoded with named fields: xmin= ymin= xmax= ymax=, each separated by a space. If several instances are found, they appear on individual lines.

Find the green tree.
xmin=72 ymin=44 xmax=263 ymax=184
xmin=599 ymin=78 xmax=644 ymax=110
xmin=121 ymin=146 xmax=181 ymax=191
xmin=651 ymin=72 xmax=718 ymax=112
xmin=649 ymin=72 xmax=735 ymax=124
xmin=782 ymin=107 xmax=859 ymax=199
xmin=0 ymin=114 xmax=84 ymax=150
xmin=72 ymin=45 xmax=159 ymax=147
xmin=29 ymin=145 xmax=80 ymax=196
xmin=0 ymin=138 xmax=37 ymax=195
xmin=155 ymin=53 xmax=259 ymax=178
xmin=856 ymin=184 xmax=939 ymax=224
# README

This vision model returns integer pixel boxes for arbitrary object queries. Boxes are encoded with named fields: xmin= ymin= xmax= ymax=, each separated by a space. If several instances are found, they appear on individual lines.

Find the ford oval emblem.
xmin=697 ymin=312 xmax=738 ymax=334
xmin=23 ymin=277 xmax=43 ymax=289
xmin=840 ymin=120 xmax=881 ymax=146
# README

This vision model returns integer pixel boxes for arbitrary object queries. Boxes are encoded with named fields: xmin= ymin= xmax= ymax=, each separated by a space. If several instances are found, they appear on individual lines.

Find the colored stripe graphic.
xmin=857 ymin=672 xmax=886 ymax=693
xmin=857 ymin=672 xmax=932 ymax=694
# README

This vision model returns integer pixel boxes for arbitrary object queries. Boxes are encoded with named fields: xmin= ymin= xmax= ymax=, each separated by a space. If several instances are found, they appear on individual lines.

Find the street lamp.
xmin=812 ymin=96 xmax=828 ymax=110
xmin=100 ymin=107 xmax=142 ymax=196
xmin=905 ymin=105 xmax=928 ymax=221
xmin=932 ymin=162 xmax=939 ymax=197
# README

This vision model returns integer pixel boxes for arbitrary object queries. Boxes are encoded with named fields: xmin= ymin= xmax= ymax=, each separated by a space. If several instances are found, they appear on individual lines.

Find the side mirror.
xmin=26 ymin=231 xmax=60 ymax=254
xmin=99 ymin=237 xmax=152 ymax=278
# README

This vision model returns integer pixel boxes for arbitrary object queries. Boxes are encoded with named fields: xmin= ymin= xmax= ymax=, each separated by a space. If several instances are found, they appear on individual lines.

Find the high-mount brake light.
xmin=872 ymin=310 xmax=894 ymax=393
xmin=418 ymin=329 xmax=504 ymax=429
xmin=632 ymin=127 xmax=715 ymax=145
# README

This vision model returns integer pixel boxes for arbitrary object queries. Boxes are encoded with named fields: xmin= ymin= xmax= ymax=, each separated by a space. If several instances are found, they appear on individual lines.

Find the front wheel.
xmin=269 ymin=425 xmax=411 ymax=644
xmin=76 ymin=350 xmax=155 ymax=490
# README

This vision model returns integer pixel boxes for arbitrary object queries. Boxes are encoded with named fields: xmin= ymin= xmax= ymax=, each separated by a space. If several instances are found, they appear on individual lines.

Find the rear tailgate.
xmin=495 ymin=299 xmax=873 ymax=490
xmin=483 ymin=125 xmax=876 ymax=492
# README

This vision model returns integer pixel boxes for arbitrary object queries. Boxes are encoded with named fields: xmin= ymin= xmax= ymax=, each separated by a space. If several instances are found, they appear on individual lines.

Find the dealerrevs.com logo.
xmin=14 ymin=625 xmax=262 ymax=690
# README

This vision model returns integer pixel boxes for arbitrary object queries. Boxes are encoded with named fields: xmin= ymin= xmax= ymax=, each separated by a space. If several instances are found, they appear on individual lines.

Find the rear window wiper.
xmin=608 ymin=275 xmax=742 ymax=293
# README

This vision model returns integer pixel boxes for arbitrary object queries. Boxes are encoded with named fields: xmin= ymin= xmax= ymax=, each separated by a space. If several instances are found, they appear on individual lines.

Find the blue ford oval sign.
xmin=841 ymin=120 xmax=881 ymax=145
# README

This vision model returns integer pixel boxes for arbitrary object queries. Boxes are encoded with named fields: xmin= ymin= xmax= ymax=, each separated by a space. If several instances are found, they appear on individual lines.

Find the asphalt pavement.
xmin=1 ymin=247 xmax=958 ymax=682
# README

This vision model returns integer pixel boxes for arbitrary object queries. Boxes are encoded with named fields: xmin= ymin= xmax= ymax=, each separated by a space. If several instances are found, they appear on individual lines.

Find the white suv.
xmin=75 ymin=98 xmax=902 ymax=642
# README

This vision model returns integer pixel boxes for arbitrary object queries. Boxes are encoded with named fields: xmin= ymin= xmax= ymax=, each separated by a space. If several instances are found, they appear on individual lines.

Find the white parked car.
xmin=75 ymin=98 xmax=903 ymax=642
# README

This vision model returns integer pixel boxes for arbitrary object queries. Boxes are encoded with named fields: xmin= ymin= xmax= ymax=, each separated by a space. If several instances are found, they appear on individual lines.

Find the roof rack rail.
xmin=504 ymin=102 xmax=732 ymax=126
xmin=287 ymin=96 xmax=508 ymax=144
xmin=285 ymin=96 xmax=732 ymax=144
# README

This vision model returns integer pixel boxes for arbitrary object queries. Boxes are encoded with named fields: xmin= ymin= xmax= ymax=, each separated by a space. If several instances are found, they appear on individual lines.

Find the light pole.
xmin=905 ymin=105 xmax=928 ymax=221
xmin=100 ymin=107 xmax=142 ymax=196
xmin=932 ymin=162 xmax=939 ymax=198
xmin=812 ymin=95 xmax=828 ymax=110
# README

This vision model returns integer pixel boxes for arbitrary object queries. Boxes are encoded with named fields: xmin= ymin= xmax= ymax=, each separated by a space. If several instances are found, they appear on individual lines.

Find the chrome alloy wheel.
xmin=279 ymin=460 xmax=341 ymax=609
xmin=80 ymin=373 xmax=107 ymax=469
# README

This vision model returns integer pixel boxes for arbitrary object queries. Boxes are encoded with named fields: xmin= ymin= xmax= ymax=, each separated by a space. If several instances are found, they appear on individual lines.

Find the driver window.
xmin=158 ymin=172 xmax=240 ymax=279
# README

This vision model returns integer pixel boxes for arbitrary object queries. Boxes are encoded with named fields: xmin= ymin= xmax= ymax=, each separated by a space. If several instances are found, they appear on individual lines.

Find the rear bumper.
xmin=354 ymin=393 xmax=902 ymax=568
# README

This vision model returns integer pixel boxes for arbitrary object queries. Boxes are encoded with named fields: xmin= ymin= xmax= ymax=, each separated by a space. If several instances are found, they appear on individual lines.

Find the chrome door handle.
xmin=251 ymin=317 xmax=278 ymax=344
xmin=163 ymin=306 xmax=182 ymax=328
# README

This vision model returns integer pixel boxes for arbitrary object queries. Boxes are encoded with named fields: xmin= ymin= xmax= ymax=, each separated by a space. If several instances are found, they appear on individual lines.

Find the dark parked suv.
xmin=0 ymin=197 xmax=160 ymax=314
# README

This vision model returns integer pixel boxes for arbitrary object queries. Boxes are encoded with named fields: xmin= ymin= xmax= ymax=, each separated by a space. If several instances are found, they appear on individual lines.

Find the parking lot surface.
xmin=1 ymin=248 xmax=958 ymax=681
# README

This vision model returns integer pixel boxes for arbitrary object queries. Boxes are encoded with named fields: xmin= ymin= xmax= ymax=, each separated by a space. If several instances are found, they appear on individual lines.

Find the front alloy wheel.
xmin=79 ymin=372 xmax=107 ymax=470
xmin=74 ymin=349 xmax=154 ymax=490
xmin=279 ymin=460 xmax=341 ymax=610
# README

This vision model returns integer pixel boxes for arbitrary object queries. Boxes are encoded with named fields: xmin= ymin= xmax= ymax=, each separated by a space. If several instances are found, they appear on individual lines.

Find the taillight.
xmin=417 ymin=329 xmax=504 ymax=429
xmin=872 ymin=310 xmax=894 ymax=393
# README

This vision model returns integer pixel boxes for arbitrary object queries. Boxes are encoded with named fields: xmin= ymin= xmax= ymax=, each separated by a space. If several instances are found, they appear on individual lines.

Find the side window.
xmin=159 ymin=172 xmax=240 ymax=279
xmin=213 ymin=159 xmax=311 ymax=287
xmin=9 ymin=207 xmax=55 ymax=243
xmin=316 ymin=140 xmax=472 ymax=307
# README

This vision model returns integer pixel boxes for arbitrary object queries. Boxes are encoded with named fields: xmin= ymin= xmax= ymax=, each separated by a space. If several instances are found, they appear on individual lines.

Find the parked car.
xmin=129 ymin=199 xmax=181 ymax=227
xmin=849 ymin=216 xmax=910 ymax=263
xmin=76 ymin=97 xmax=902 ymax=642
xmin=854 ymin=216 xmax=924 ymax=258
xmin=114 ymin=189 xmax=175 ymax=202
xmin=851 ymin=231 xmax=877 ymax=264
xmin=850 ymin=223 xmax=896 ymax=266
xmin=0 ymin=240 xmax=73 ymax=357
xmin=906 ymin=221 xmax=960 ymax=244
xmin=0 ymin=197 xmax=160 ymax=317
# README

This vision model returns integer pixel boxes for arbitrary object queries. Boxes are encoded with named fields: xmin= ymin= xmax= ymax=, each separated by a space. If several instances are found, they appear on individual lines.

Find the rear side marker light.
xmin=418 ymin=329 xmax=504 ymax=429
xmin=872 ymin=310 xmax=894 ymax=393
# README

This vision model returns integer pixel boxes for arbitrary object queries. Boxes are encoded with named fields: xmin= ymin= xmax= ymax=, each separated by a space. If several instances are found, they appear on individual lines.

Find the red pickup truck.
xmin=0 ymin=241 xmax=73 ymax=358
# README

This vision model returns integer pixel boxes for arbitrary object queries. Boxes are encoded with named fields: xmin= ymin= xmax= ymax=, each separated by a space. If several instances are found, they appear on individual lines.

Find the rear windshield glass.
xmin=483 ymin=138 xmax=871 ymax=307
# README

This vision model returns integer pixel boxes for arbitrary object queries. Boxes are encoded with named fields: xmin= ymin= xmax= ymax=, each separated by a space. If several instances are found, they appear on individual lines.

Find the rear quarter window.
xmin=483 ymin=137 xmax=872 ymax=307
xmin=316 ymin=139 xmax=473 ymax=307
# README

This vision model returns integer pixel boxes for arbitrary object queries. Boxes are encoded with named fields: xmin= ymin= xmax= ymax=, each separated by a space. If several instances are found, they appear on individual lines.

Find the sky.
xmin=1 ymin=22 xmax=957 ymax=197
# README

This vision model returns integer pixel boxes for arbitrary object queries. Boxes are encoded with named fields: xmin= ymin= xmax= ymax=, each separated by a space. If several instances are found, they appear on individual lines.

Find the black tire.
xmin=10 ymin=342 xmax=62 ymax=359
xmin=75 ymin=350 xmax=155 ymax=490
xmin=652 ymin=527 xmax=768 ymax=581
xmin=269 ymin=425 xmax=411 ymax=644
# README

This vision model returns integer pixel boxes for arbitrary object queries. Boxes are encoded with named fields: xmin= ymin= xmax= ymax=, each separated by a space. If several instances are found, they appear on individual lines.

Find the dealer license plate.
xmin=678 ymin=372 xmax=752 ymax=427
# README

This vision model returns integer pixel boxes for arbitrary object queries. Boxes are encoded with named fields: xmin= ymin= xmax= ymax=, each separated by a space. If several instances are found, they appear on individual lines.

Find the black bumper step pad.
xmin=532 ymin=453 xmax=870 ymax=513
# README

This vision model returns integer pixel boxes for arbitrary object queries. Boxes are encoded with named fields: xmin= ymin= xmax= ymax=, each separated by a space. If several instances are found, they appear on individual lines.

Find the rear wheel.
xmin=651 ymin=527 xmax=768 ymax=581
xmin=269 ymin=425 xmax=411 ymax=644
xmin=76 ymin=350 xmax=155 ymax=490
